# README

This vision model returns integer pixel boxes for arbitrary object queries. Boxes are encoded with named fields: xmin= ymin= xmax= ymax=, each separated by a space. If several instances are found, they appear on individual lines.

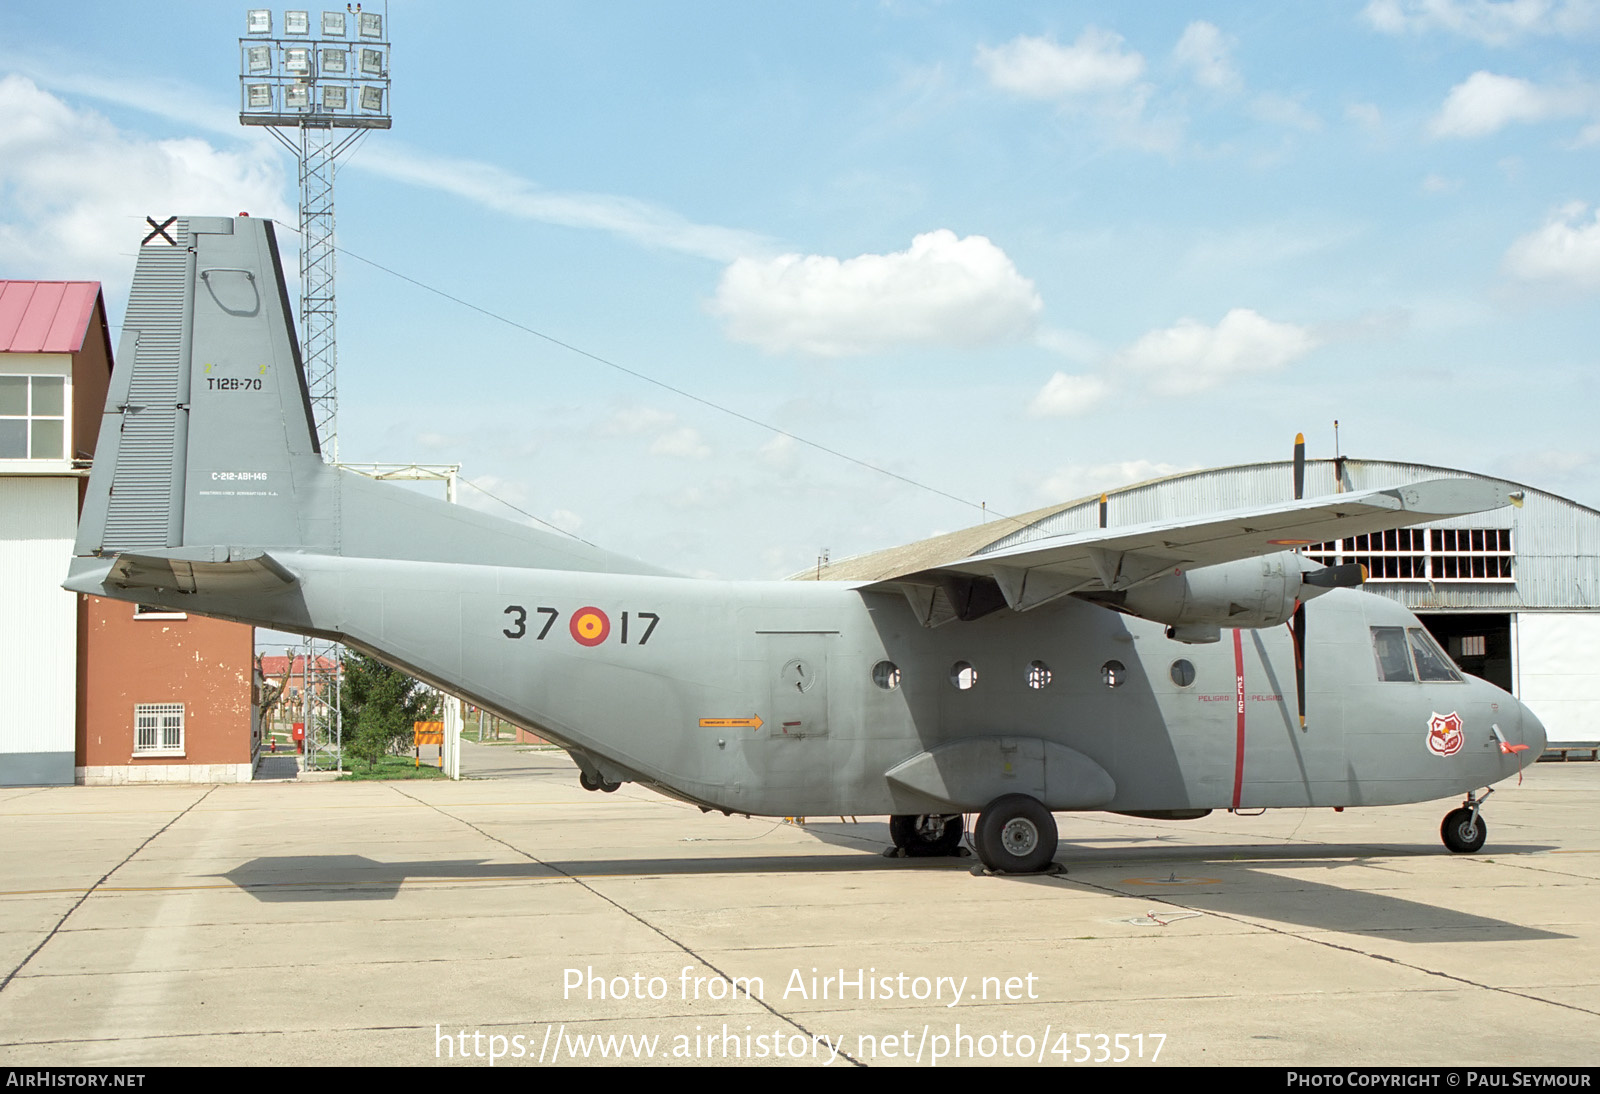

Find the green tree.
xmin=339 ymin=651 xmax=440 ymax=771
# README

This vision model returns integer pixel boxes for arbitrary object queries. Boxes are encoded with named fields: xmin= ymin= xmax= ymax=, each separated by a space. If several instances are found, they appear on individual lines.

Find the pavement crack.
xmin=388 ymin=785 xmax=866 ymax=1067
xmin=1 ymin=787 xmax=215 ymax=994
xmin=1055 ymin=872 xmax=1600 ymax=1020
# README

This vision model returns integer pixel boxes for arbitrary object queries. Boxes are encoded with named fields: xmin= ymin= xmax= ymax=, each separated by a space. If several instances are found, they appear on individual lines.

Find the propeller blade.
xmin=1293 ymin=432 xmax=1305 ymax=501
xmin=1303 ymin=562 xmax=1366 ymax=589
xmin=1292 ymin=601 xmax=1307 ymax=730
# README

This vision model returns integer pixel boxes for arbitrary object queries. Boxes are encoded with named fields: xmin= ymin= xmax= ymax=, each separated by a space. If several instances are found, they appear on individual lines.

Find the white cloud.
xmin=1362 ymin=0 xmax=1600 ymax=45
xmin=1114 ymin=308 xmax=1318 ymax=395
xmin=1173 ymin=22 xmax=1241 ymax=93
xmin=0 ymin=75 xmax=290 ymax=289
xmin=1428 ymin=71 xmax=1596 ymax=137
xmin=1028 ymin=373 xmax=1113 ymax=418
xmin=1248 ymin=92 xmax=1323 ymax=132
xmin=976 ymin=29 xmax=1145 ymax=99
xmin=1504 ymin=202 xmax=1600 ymax=287
xmin=362 ymin=145 xmax=766 ymax=264
xmin=1037 ymin=460 xmax=1188 ymax=504
xmin=650 ymin=426 xmax=712 ymax=460
xmin=1 ymin=58 xmax=770 ymax=266
xmin=709 ymin=230 xmax=1043 ymax=356
xmin=603 ymin=406 xmax=678 ymax=436
xmin=1347 ymin=102 xmax=1385 ymax=132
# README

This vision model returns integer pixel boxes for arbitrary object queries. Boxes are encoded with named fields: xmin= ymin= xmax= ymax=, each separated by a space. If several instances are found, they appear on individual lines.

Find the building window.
xmin=0 ymin=375 xmax=67 ymax=460
xmin=134 ymin=703 xmax=185 ymax=756
xmin=1307 ymin=528 xmax=1512 ymax=582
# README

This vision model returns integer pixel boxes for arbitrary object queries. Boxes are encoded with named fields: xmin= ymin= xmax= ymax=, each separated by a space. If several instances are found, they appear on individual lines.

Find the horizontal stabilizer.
xmin=103 ymin=548 xmax=299 ymax=596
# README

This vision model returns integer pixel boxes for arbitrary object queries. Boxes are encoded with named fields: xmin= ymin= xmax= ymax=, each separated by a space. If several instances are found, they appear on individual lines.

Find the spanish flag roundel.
xmin=570 ymin=606 xmax=610 ymax=647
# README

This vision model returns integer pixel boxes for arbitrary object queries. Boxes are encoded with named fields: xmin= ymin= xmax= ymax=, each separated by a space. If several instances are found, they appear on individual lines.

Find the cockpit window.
xmin=1371 ymin=627 xmax=1414 ymax=682
xmin=1408 ymin=628 xmax=1463 ymax=682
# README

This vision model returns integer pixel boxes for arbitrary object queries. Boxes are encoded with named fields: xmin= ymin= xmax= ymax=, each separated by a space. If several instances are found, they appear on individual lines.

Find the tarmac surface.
xmin=1 ymin=742 xmax=1596 ymax=1068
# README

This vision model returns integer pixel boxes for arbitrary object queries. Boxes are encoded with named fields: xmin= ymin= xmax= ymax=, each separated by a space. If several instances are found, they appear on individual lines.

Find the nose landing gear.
xmin=1441 ymin=788 xmax=1493 ymax=853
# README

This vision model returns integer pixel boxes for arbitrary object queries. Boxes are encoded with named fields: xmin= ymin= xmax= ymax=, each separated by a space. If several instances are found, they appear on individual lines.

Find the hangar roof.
xmin=0 ymin=281 xmax=104 ymax=355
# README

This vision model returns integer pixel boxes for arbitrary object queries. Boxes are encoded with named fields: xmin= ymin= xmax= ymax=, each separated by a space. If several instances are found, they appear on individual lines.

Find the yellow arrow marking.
xmin=698 ymin=716 xmax=764 ymax=729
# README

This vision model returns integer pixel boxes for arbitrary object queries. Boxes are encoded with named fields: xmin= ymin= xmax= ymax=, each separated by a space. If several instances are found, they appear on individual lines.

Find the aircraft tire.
xmin=1441 ymin=807 xmax=1487 ymax=854
xmin=579 ymin=771 xmax=599 ymax=791
xmin=889 ymin=814 xmax=964 ymax=857
xmin=974 ymin=795 xmax=1058 ymax=873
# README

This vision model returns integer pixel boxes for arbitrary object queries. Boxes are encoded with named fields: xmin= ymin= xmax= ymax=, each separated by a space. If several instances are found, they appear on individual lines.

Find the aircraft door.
xmin=765 ymin=633 xmax=831 ymax=739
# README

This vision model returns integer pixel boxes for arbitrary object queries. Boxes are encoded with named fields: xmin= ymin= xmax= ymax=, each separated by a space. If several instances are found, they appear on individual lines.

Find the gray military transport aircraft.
xmin=65 ymin=216 xmax=1546 ymax=873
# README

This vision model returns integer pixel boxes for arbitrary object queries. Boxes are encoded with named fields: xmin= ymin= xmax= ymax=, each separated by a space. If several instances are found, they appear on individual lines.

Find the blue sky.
xmin=3 ymin=1 xmax=1598 ymax=579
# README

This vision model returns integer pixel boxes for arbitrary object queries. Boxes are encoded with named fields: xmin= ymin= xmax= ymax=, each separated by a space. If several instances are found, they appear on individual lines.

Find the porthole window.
xmin=1027 ymin=660 xmax=1053 ymax=689
xmin=1101 ymin=660 xmax=1126 ymax=688
xmin=950 ymin=661 xmax=978 ymax=690
xmin=872 ymin=660 xmax=901 ymax=690
xmin=1170 ymin=659 xmax=1196 ymax=687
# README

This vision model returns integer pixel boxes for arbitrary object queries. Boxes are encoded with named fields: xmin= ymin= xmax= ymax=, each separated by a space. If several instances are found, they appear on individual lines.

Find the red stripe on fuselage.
xmin=1232 ymin=627 xmax=1246 ymax=810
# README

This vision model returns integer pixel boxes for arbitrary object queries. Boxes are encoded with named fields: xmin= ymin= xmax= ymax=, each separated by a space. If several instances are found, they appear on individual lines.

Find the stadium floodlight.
xmin=359 ymin=12 xmax=382 ymax=37
xmin=322 ymin=84 xmax=347 ymax=111
xmin=359 ymin=47 xmax=384 ymax=75
xmin=246 ymin=83 xmax=273 ymax=110
xmin=360 ymin=85 xmax=384 ymax=112
xmin=247 ymin=45 xmax=272 ymax=73
xmin=285 ymin=10 xmax=310 ymax=34
xmin=284 ymin=47 xmax=312 ymax=75
xmin=284 ymin=84 xmax=310 ymax=110
xmin=247 ymin=9 xmax=272 ymax=34
xmin=321 ymin=10 xmax=345 ymax=36
xmin=320 ymin=47 xmax=346 ymax=73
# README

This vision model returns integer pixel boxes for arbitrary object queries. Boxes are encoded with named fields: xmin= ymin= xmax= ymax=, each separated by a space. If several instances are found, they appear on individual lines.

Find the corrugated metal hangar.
xmin=811 ymin=457 xmax=1600 ymax=748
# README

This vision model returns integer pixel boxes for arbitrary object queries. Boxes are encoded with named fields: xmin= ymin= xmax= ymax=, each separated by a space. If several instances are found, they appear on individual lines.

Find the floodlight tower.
xmin=240 ymin=7 xmax=391 ymax=775
xmin=239 ymin=5 xmax=391 ymax=464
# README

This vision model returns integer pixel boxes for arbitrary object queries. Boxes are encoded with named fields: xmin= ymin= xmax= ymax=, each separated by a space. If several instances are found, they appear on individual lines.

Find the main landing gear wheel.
xmin=888 ymin=814 xmax=964 ymax=857
xmin=974 ymin=795 xmax=1058 ymax=874
xmin=579 ymin=772 xmax=621 ymax=793
xmin=1441 ymin=806 xmax=1487 ymax=854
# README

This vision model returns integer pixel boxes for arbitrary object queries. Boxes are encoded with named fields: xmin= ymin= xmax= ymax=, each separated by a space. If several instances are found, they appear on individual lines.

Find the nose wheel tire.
xmin=1441 ymin=806 xmax=1487 ymax=854
xmin=889 ymin=814 xmax=965 ymax=857
xmin=974 ymin=795 xmax=1058 ymax=874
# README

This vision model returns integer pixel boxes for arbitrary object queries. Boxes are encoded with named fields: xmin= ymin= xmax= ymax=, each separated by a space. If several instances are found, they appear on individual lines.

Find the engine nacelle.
xmin=1119 ymin=553 xmax=1305 ymax=631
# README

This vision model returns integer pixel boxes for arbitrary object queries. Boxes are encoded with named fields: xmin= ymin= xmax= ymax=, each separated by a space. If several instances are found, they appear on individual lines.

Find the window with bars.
xmin=1306 ymin=527 xmax=1512 ymax=582
xmin=134 ymin=703 xmax=185 ymax=755
xmin=0 ymin=375 xmax=67 ymax=460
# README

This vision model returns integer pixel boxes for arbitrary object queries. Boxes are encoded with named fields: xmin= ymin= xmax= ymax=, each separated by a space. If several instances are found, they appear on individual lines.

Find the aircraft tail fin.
xmin=69 ymin=215 xmax=662 ymax=596
xmin=74 ymin=216 xmax=324 ymax=559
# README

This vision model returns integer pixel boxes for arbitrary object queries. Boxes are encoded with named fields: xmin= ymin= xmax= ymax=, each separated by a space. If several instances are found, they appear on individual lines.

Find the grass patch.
xmin=338 ymin=754 xmax=448 ymax=781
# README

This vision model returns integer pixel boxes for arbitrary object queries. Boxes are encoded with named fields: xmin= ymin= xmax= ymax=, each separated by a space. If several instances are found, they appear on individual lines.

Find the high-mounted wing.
xmin=862 ymin=478 xmax=1517 ymax=625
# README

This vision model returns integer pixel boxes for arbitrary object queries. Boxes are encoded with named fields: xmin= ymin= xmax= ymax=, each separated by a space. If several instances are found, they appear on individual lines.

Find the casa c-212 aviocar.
xmin=64 ymin=216 xmax=1546 ymax=874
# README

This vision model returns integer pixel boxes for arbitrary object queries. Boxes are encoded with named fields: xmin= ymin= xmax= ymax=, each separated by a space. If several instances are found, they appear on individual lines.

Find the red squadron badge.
xmin=1427 ymin=711 xmax=1465 ymax=757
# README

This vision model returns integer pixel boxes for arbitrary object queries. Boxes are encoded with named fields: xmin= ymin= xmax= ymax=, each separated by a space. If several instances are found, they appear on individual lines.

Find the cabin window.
xmin=1408 ymin=628 xmax=1463 ymax=682
xmin=1371 ymin=627 xmax=1414 ymax=681
xmin=1027 ymin=660 xmax=1053 ymax=689
xmin=1101 ymin=660 xmax=1125 ymax=688
xmin=871 ymin=661 xmax=901 ymax=690
xmin=949 ymin=661 xmax=978 ymax=690
xmin=1170 ymin=659 xmax=1196 ymax=687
